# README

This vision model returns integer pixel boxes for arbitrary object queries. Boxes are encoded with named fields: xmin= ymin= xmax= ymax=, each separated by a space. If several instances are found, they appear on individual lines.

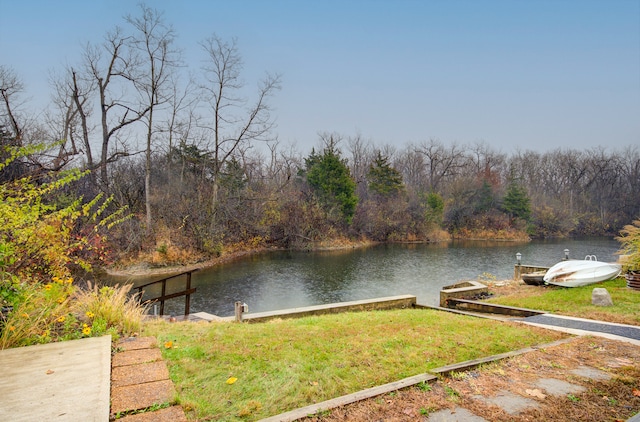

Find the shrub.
xmin=617 ymin=219 xmax=640 ymax=272
xmin=0 ymin=144 xmax=141 ymax=349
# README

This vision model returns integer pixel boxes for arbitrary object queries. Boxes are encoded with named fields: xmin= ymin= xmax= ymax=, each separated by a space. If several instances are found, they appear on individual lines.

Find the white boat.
xmin=543 ymin=256 xmax=621 ymax=287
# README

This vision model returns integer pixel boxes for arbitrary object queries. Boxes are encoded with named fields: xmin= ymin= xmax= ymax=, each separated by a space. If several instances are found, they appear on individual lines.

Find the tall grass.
xmin=72 ymin=282 xmax=148 ymax=338
xmin=0 ymin=280 xmax=147 ymax=349
xmin=0 ymin=276 xmax=75 ymax=349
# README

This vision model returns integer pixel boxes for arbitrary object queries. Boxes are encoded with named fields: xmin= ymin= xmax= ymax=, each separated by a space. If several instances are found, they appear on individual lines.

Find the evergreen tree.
xmin=305 ymin=146 xmax=358 ymax=224
xmin=475 ymin=180 xmax=495 ymax=213
xmin=366 ymin=152 xmax=404 ymax=197
xmin=220 ymin=157 xmax=247 ymax=194
xmin=503 ymin=181 xmax=531 ymax=221
xmin=424 ymin=191 xmax=444 ymax=225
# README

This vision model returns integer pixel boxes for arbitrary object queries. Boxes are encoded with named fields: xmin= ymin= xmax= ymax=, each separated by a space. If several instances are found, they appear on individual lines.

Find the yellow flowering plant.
xmin=0 ymin=144 xmax=139 ymax=349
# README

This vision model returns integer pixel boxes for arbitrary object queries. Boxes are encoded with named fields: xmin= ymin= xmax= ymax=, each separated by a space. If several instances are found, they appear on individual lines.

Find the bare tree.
xmin=161 ymin=75 xmax=197 ymax=183
xmin=1 ymin=66 xmax=62 ymax=176
xmin=199 ymin=34 xmax=281 ymax=208
xmin=618 ymin=146 xmax=640 ymax=220
xmin=70 ymin=69 xmax=95 ymax=172
xmin=76 ymin=25 xmax=149 ymax=187
xmin=397 ymin=144 xmax=427 ymax=193
xmin=0 ymin=65 xmax=25 ymax=146
xmin=45 ymin=67 xmax=92 ymax=172
xmin=416 ymin=138 xmax=466 ymax=193
xmin=346 ymin=133 xmax=373 ymax=198
xmin=127 ymin=4 xmax=181 ymax=229
xmin=467 ymin=141 xmax=506 ymax=187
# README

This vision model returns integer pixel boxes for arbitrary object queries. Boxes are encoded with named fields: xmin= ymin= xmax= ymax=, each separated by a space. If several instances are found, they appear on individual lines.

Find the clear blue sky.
xmin=1 ymin=0 xmax=638 ymax=154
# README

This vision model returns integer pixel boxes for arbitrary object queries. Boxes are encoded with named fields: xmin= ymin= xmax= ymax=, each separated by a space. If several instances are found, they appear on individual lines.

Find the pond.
xmin=106 ymin=237 xmax=621 ymax=317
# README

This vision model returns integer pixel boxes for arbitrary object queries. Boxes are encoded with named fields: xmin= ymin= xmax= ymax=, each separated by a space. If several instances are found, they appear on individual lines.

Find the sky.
xmin=1 ymin=0 xmax=639 ymax=155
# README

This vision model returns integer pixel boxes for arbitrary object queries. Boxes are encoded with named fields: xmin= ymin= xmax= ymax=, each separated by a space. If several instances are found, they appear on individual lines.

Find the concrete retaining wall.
xmin=237 ymin=295 xmax=417 ymax=323
xmin=444 ymin=298 xmax=544 ymax=317
xmin=439 ymin=281 xmax=488 ymax=307
xmin=514 ymin=264 xmax=550 ymax=280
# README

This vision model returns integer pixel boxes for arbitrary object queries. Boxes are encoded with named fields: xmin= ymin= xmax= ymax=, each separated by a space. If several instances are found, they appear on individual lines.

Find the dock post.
xmin=234 ymin=301 xmax=243 ymax=322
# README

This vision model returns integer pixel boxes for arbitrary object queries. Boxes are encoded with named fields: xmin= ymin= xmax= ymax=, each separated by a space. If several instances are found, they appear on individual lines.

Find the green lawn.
xmin=487 ymin=278 xmax=640 ymax=326
xmin=143 ymin=307 xmax=566 ymax=421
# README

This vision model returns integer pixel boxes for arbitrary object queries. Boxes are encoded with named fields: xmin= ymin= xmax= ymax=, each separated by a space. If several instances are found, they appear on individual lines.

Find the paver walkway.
xmin=110 ymin=336 xmax=186 ymax=421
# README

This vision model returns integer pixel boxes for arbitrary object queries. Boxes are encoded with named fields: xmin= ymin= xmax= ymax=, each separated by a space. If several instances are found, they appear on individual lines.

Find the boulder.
xmin=592 ymin=288 xmax=613 ymax=307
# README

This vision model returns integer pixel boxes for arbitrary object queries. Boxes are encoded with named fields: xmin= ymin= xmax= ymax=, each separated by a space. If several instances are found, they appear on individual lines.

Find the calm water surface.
xmin=109 ymin=238 xmax=620 ymax=317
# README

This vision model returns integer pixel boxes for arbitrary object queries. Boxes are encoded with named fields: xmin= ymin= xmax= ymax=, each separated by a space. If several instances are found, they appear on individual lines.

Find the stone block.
xmin=534 ymin=377 xmax=585 ymax=396
xmin=472 ymin=390 xmax=537 ymax=415
xmin=117 ymin=337 xmax=157 ymax=351
xmin=111 ymin=360 xmax=170 ymax=387
xmin=440 ymin=281 xmax=487 ymax=307
xmin=110 ymin=379 xmax=176 ymax=415
xmin=118 ymin=405 xmax=187 ymax=422
xmin=112 ymin=348 xmax=162 ymax=367
xmin=570 ymin=365 xmax=612 ymax=381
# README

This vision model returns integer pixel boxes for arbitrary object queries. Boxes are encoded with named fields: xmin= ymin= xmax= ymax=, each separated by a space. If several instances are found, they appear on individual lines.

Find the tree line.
xmin=1 ymin=4 xmax=638 ymax=265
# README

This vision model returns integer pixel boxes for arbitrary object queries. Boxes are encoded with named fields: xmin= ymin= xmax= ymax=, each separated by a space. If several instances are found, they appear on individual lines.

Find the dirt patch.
xmin=303 ymin=336 xmax=640 ymax=421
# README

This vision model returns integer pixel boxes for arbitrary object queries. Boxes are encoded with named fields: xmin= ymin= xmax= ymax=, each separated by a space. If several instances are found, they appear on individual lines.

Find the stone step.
xmin=110 ymin=337 xmax=186 ymax=421
xmin=118 ymin=406 xmax=186 ymax=422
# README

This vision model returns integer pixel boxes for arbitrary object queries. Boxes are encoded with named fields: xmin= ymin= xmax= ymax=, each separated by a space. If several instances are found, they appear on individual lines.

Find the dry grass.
xmin=453 ymin=227 xmax=530 ymax=241
xmin=0 ymin=277 xmax=75 ymax=349
xmin=72 ymin=282 xmax=148 ymax=338
xmin=0 ymin=281 xmax=147 ymax=348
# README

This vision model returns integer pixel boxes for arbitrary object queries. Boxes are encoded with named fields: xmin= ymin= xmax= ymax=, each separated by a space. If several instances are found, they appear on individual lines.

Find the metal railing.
xmin=134 ymin=269 xmax=198 ymax=316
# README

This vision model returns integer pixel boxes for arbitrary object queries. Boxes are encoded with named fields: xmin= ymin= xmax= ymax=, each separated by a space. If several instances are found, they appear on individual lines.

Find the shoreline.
xmin=103 ymin=248 xmax=272 ymax=278
xmin=102 ymin=234 xmax=536 ymax=279
xmin=103 ymin=239 xmax=380 ymax=278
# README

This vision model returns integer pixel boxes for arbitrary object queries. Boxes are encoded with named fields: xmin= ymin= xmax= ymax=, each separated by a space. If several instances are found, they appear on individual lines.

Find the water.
xmin=107 ymin=237 xmax=620 ymax=317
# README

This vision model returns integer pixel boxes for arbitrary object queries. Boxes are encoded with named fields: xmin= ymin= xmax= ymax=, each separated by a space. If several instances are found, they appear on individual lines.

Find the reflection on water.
xmin=107 ymin=238 xmax=620 ymax=317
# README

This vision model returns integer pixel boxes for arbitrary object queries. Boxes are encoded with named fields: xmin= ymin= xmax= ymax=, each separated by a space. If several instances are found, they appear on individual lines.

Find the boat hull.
xmin=543 ymin=260 xmax=621 ymax=287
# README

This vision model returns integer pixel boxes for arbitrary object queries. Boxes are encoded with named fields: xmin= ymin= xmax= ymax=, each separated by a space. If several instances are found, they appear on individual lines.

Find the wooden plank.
xmin=136 ymin=269 xmax=200 ymax=290
xmin=430 ymin=338 xmax=575 ymax=376
xmin=258 ymin=373 xmax=437 ymax=422
xmin=143 ymin=288 xmax=196 ymax=303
